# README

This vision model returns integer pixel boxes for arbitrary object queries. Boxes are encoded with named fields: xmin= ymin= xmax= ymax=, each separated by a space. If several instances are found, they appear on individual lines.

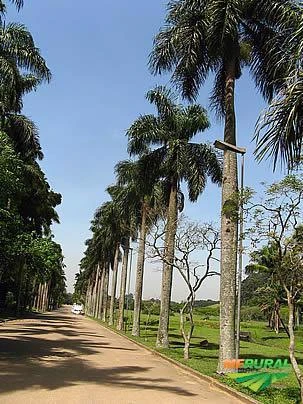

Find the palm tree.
xmin=149 ymin=0 xmax=301 ymax=367
xmin=80 ymin=203 xmax=115 ymax=319
xmin=115 ymin=159 xmax=166 ymax=337
xmin=109 ymin=243 xmax=120 ymax=326
xmin=246 ymin=244 xmax=287 ymax=334
xmin=95 ymin=199 xmax=123 ymax=326
xmin=107 ymin=184 xmax=139 ymax=331
xmin=128 ymin=86 xmax=222 ymax=348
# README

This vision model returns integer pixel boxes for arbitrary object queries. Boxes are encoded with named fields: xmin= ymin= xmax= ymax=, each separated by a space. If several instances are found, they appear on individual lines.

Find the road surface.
xmin=0 ymin=306 xmax=241 ymax=403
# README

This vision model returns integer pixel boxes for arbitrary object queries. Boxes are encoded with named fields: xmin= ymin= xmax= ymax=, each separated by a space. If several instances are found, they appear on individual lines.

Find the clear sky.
xmin=7 ymin=0 xmax=285 ymax=301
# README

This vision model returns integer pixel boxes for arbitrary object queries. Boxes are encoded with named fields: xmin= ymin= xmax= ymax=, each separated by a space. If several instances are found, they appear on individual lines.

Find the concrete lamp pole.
xmin=214 ymin=140 xmax=247 ymax=360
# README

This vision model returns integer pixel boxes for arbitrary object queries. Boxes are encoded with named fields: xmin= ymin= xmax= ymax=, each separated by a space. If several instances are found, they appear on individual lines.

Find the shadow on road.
xmin=0 ymin=309 xmax=196 ymax=397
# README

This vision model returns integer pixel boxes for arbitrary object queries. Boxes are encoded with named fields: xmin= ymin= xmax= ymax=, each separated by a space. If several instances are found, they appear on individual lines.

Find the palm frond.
xmin=127 ymin=114 xmax=165 ymax=156
xmin=0 ymin=0 xmax=23 ymax=15
xmin=244 ymin=0 xmax=302 ymax=101
xmin=207 ymin=0 xmax=241 ymax=54
xmin=115 ymin=160 xmax=138 ymax=186
xmin=182 ymin=143 xmax=222 ymax=201
xmin=4 ymin=113 xmax=43 ymax=160
xmin=146 ymin=86 xmax=179 ymax=118
xmin=149 ymin=0 xmax=209 ymax=100
xmin=178 ymin=104 xmax=210 ymax=139
xmin=255 ymin=72 xmax=303 ymax=169
xmin=210 ymin=62 xmax=226 ymax=118
xmin=0 ymin=23 xmax=51 ymax=82
xmin=8 ymin=0 xmax=23 ymax=9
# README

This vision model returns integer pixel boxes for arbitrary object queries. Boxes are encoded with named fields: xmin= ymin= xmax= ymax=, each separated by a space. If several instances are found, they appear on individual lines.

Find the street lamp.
xmin=214 ymin=139 xmax=246 ymax=360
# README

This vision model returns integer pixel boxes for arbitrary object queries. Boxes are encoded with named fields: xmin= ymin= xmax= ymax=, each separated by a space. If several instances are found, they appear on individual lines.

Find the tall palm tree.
xmin=115 ymin=159 xmax=166 ymax=337
xmin=95 ymin=199 xmax=123 ymax=326
xmin=149 ymin=0 xmax=302 ymax=368
xmin=128 ymin=86 xmax=222 ymax=348
xmin=107 ymin=184 xmax=138 ymax=331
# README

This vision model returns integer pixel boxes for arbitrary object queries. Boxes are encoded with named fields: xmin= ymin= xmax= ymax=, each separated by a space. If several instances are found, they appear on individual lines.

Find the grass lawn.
xmin=96 ymin=311 xmax=303 ymax=404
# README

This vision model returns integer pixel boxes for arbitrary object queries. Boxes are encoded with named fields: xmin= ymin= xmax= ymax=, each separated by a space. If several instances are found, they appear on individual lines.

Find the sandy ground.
xmin=0 ymin=306 xmax=241 ymax=403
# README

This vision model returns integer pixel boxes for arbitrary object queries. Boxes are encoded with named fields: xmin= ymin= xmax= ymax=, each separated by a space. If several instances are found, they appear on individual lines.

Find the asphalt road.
xmin=0 ymin=306 xmax=241 ymax=403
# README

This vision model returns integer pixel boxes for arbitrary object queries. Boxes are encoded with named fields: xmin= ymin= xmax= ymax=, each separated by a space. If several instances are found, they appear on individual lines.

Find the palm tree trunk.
xmin=93 ymin=266 xmax=101 ymax=318
xmin=30 ymin=277 xmax=37 ymax=311
xmin=85 ymin=279 xmax=91 ymax=315
xmin=109 ymin=245 xmax=119 ymax=326
xmin=16 ymin=260 xmax=25 ymax=315
xmin=44 ymin=282 xmax=48 ymax=311
xmin=88 ymin=278 xmax=94 ymax=316
xmin=117 ymin=237 xmax=130 ymax=331
xmin=97 ymin=268 xmax=105 ymax=319
xmin=287 ymin=291 xmax=303 ymax=401
xmin=156 ymin=182 xmax=178 ymax=348
xmin=94 ymin=268 xmax=102 ymax=318
xmin=45 ymin=282 xmax=50 ymax=311
xmin=92 ymin=267 xmax=100 ymax=317
xmin=102 ymin=263 xmax=109 ymax=322
xmin=41 ymin=283 xmax=46 ymax=312
xmin=132 ymin=204 xmax=147 ymax=336
xmin=218 ymin=61 xmax=238 ymax=372
xmin=91 ymin=270 xmax=97 ymax=317
xmin=37 ymin=283 xmax=42 ymax=311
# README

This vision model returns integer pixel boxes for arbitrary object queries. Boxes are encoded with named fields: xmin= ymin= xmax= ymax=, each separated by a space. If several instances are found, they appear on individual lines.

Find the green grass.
xmin=95 ymin=311 xmax=303 ymax=404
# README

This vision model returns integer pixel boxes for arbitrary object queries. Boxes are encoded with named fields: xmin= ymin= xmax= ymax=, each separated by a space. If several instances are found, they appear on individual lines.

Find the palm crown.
xmin=127 ymin=86 xmax=222 ymax=201
xmin=149 ymin=0 xmax=301 ymax=107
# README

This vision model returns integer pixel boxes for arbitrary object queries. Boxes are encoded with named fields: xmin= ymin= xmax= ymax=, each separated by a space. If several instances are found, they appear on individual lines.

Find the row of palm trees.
xmin=76 ymin=86 xmax=222 ymax=341
xmin=76 ymin=0 xmax=303 ymax=372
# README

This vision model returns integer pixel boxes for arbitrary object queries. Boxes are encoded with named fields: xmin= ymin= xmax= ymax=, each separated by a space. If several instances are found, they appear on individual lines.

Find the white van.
xmin=71 ymin=303 xmax=84 ymax=315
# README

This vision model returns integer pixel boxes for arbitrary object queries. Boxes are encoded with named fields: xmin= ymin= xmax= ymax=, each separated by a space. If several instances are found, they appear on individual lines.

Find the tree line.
xmin=74 ymin=0 xmax=303 ymax=396
xmin=0 ymin=0 xmax=66 ymax=314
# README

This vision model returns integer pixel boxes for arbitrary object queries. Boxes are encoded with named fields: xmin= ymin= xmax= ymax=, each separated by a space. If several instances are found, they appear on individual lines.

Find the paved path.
xmin=0 ymin=306 xmax=241 ymax=403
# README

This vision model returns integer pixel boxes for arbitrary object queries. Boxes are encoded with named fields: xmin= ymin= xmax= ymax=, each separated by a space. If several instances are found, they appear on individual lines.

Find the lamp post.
xmin=214 ymin=140 xmax=246 ymax=360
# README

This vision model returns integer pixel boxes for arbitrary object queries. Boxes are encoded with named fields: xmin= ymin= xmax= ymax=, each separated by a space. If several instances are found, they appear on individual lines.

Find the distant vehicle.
xmin=71 ymin=303 xmax=84 ymax=315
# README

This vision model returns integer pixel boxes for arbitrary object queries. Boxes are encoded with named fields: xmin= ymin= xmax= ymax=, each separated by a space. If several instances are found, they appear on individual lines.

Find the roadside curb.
xmin=90 ymin=317 xmax=260 ymax=404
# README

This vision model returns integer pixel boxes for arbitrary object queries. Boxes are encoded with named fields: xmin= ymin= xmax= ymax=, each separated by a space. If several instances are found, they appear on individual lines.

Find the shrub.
xmin=240 ymin=306 xmax=267 ymax=321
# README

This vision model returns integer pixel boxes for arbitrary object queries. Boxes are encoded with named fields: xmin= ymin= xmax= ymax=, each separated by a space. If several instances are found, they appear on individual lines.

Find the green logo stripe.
xmin=228 ymin=372 xmax=289 ymax=392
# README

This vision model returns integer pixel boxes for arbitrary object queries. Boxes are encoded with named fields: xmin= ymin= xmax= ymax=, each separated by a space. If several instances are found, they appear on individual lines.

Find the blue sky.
xmin=7 ymin=1 xmax=285 ymax=300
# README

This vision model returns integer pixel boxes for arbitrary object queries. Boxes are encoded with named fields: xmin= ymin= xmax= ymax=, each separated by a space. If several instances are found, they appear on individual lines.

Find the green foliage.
xmin=149 ymin=0 xmax=301 ymax=103
xmin=127 ymin=86 xmax=222 ymax=203
xmin=240 ymin=306 xmax=267 ymax=322
xmin=141 ymin=299 xmax=161 ymax=315
xmin=193 ymin=299 xmax=219 ymax=308
xmin=0 ymin=5 xmax=65 ymax=313
xmin=0 ymin=132 xmax=23 ymax=204
xmin=241 ymin=272 xmax=270 ymax=305
xmin=194 ymin=304 xmax=220 ymax=317
xmin=103 ymin=312 xmax=303 ymax=403
xmin=64 ymin=293 xmax=74 ymax=305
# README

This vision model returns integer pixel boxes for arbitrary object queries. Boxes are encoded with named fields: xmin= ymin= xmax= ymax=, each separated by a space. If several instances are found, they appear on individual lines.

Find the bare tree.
xmin=247 ymin=174 xmax=303 ymax=401
xmin=147 ymin=216 xmax=220 ymax=359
